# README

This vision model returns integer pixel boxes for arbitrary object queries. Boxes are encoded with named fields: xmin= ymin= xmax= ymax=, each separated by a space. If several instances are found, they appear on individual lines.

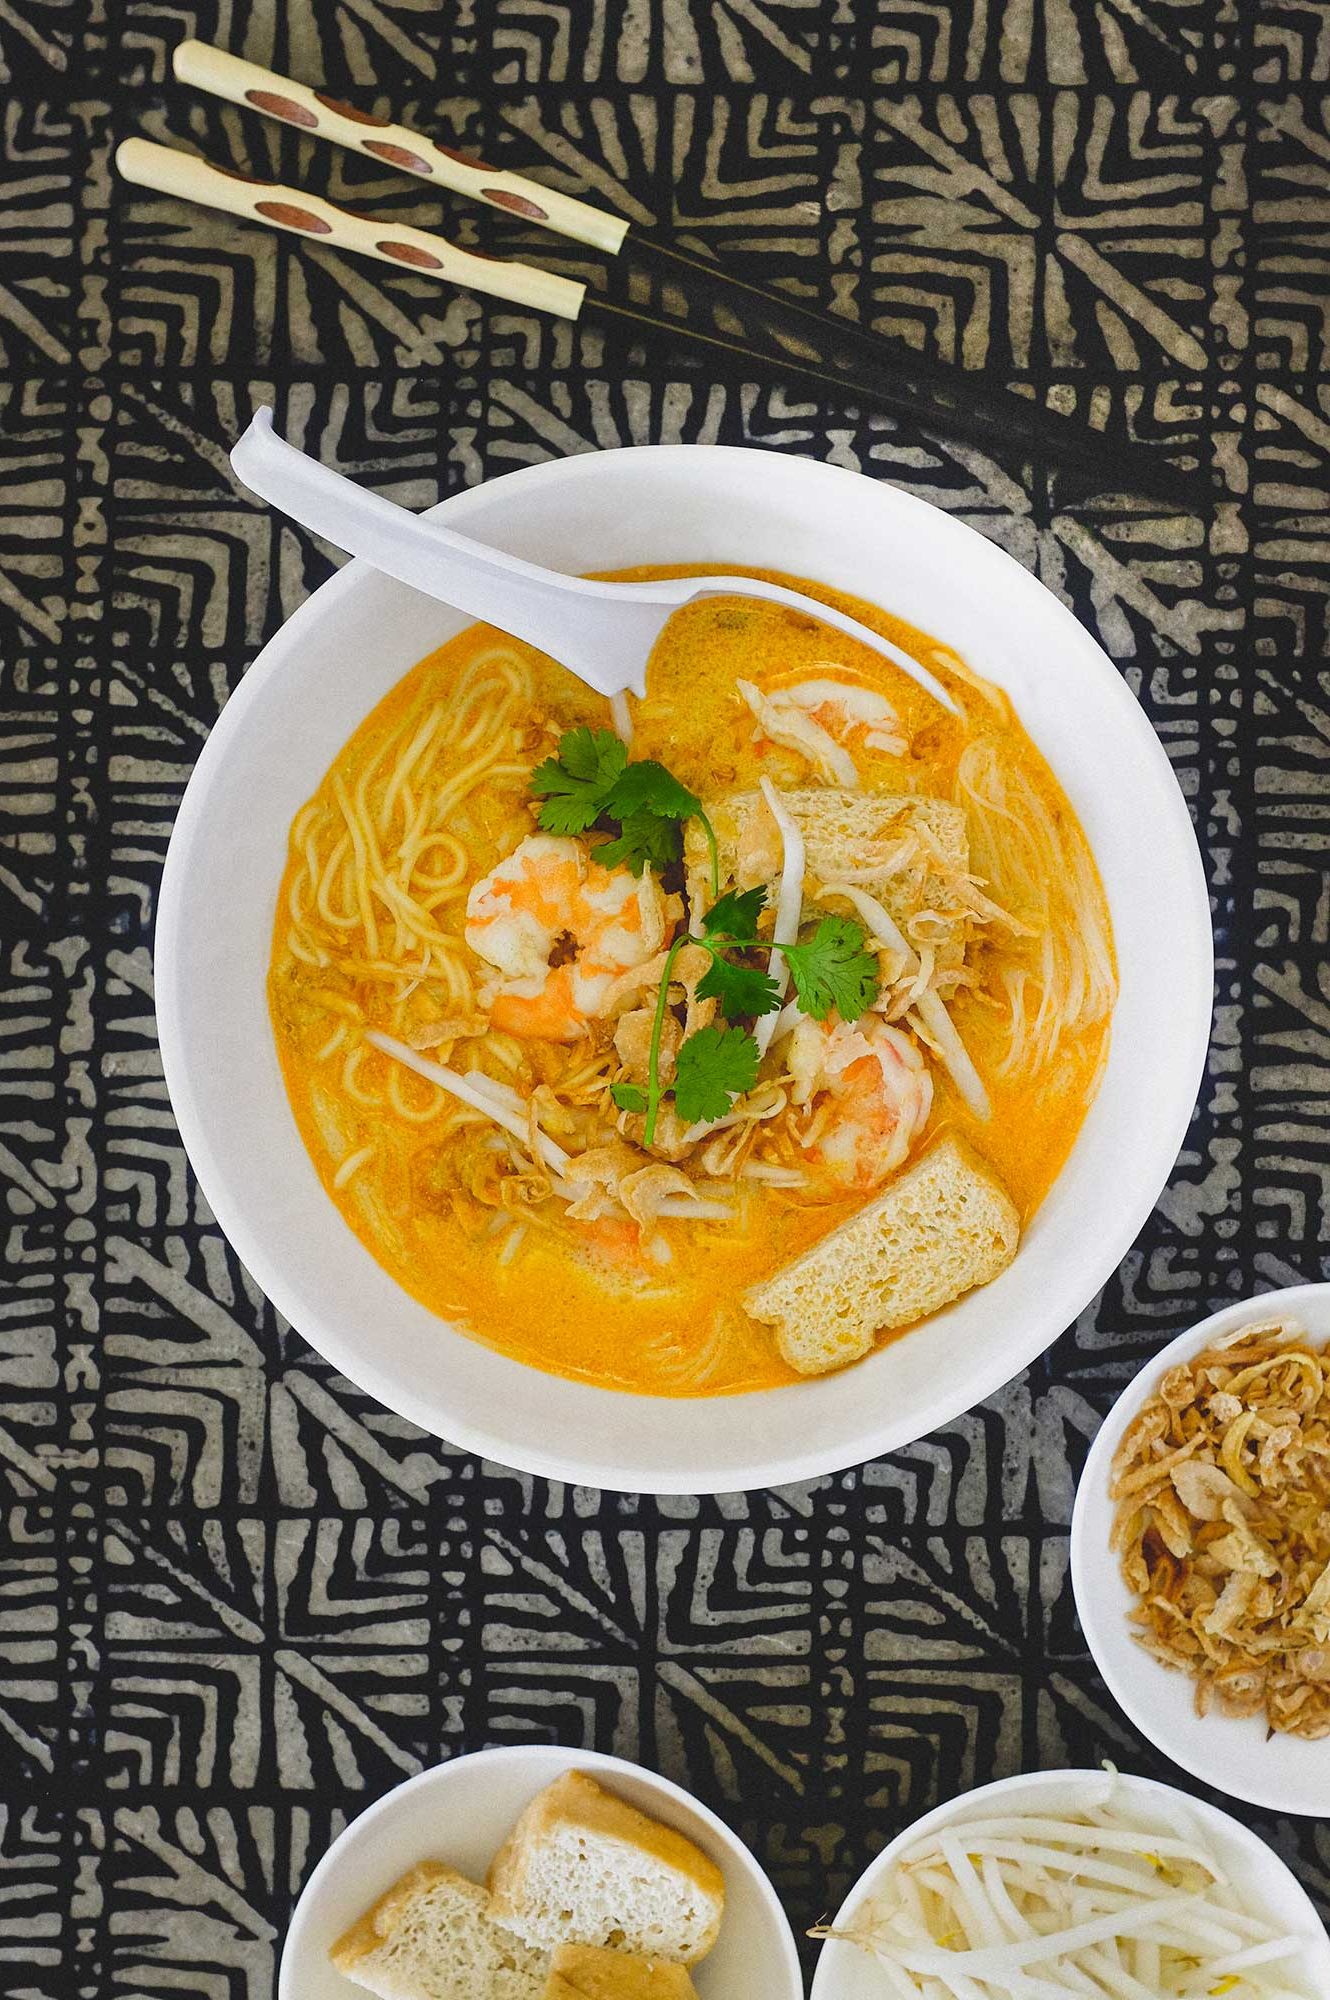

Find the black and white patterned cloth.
xmin=2 ymin=2 xmax=1328 ymax=1993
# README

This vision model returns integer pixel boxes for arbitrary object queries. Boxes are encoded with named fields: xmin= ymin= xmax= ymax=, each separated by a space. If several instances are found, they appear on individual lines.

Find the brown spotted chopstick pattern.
xmin=172 ymin=35 xmax=627 ymax=252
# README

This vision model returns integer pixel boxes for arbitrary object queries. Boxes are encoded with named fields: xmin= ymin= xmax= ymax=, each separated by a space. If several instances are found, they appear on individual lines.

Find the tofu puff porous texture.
xmin=269 ymin=565 xmax=1115 ymax=1394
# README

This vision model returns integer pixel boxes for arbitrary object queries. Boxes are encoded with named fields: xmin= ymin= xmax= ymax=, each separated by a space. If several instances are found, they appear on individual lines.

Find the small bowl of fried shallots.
xmin=1072 ymin=1283 xmax=1330 ymax=1815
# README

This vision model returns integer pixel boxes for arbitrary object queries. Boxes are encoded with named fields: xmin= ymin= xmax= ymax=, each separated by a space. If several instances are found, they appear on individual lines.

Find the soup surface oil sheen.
xmin=269 ymin=567 xmax=1113 ymax=1396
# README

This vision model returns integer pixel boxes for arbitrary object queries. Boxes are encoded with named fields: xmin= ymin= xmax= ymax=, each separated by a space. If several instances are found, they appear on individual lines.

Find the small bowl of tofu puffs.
xmin=279 ymin=1744 xmax=803 ymax=2000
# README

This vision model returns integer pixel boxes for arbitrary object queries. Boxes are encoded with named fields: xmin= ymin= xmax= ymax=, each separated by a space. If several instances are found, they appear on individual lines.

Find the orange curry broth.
xmin=269 ymin=564 xmax=1111 ymax=1397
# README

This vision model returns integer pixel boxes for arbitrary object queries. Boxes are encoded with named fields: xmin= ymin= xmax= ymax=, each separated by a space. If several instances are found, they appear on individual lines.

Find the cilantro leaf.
xmin=530 ymin=727 xmax=627 ymax=835
xmin=526 ymin=734 xmax=720 ymax=893
xmin=602 ymin=759 xmax=702 ymax=826
xmin=596 ymin=811 xmax=682 ymax=877
xmin=701 ymin=885 xmax=767 ymax=944
xmin=530 ymin=785 xmax=601 ymax=837
xmin=780 ymin=916 xmax=881 ymax=1022
xmin=560 ymin=725 xmax=628 ymax=786
xmin=694 ymin=952 xmax=782 ymax=1023
xmin=671 ymin=1024 xmax=761 ymax=1126
xmin=610 ymin=1081 xmax=648 ymax=1114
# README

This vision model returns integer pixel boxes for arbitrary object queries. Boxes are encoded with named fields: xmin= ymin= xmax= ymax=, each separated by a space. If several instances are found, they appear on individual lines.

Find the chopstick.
xmin=115 ymin=137 xmax=586 ymax=318
xmin=171 ymin=39 xmax=627 ymax=254
xmin=127 ymin=42 xmax=1209 ymax=508
xmin=599 ymin=250 xmax=1207 ymax=508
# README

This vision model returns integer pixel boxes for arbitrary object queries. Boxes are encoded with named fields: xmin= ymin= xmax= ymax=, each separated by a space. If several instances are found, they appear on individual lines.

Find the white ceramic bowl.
xmin=278 ymin=1744 xmax=802 ymax=2000
xmin=156 ymin=443 xmax=1213 ymax=1492
xmin=810 ymin=1766 xmax=1330 ymax=1998
xmin=1071 ymin=1283 xmax=1330 ymax=1815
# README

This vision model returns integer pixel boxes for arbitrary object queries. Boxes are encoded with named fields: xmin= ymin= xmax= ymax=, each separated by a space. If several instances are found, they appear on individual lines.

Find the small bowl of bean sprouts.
xmin=809 ymin=1765 xmax=1330 ymax=2000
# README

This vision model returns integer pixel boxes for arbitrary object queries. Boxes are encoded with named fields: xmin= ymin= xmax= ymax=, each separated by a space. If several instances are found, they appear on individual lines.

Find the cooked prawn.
xmin=785 ymin=1013 xmax=932 ymax=1192
xmin=465 ymin=833 xmax=673 ymax=1042
xmin=737 ymin=675 xmax=907 ymax=787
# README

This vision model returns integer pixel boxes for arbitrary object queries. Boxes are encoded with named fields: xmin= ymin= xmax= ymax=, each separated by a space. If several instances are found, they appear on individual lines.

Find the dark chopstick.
xmin=153 ymin=40 xmax=1212 ymax=509
xmin=614 ymin=233 xmax=1208 ymax=509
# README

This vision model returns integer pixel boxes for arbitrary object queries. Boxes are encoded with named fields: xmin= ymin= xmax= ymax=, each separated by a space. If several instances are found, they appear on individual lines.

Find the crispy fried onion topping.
xmin=1109 ymin=1317 xmax=1330 ymax=1739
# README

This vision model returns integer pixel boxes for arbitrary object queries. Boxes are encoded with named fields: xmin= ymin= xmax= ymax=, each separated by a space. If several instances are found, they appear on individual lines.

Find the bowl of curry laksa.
xmin=155 ymin=445 xmax=1212 ymax=1492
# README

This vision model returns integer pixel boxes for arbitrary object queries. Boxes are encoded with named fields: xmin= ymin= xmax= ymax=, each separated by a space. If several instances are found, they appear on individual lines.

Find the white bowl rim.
xmin=1070 ymin=1281 xmax=1330 ymax=1816
xmin=276 ymin=1741 xmax=804 ymax=1998
xmin=155 ymin=441 xmax=1214 ymax=1492
xmin=809 ymin=1763 xmax=1330 ymax=1996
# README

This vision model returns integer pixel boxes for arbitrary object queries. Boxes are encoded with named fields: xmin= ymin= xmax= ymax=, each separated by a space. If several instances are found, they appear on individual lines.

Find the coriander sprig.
xmin=529 ymin=726 xmax=627 ymax=833
xmin=530 ymin=728 xmax=719 ymax=895
xmin=611 ymin=886 xmax=880 ymax=1145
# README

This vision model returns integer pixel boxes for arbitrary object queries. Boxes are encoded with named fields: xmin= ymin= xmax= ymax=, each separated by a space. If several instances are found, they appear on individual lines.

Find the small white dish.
xmin=1071 ymin=1283 xmax=1330 ymax=1817
xmin=154 ymin=442 xmax=1213 ymax=1493
xmin=809 ymin=1766 xmax=1330 ymax=1999
xmin=278 ymin=1743 xmax=803 ymax=2000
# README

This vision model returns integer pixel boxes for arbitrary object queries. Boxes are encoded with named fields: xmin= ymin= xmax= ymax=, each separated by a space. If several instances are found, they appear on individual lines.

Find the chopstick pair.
xmin=116 ymin=40 xmax=1207 ymax=510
